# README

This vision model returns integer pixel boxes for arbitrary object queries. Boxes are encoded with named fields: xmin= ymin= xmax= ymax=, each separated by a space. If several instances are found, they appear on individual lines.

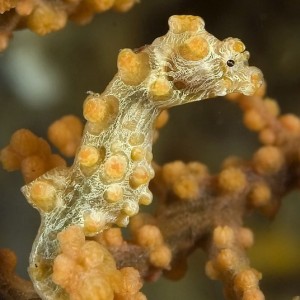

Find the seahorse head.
xmin=147 ymin=15 xmax=264 ymax=107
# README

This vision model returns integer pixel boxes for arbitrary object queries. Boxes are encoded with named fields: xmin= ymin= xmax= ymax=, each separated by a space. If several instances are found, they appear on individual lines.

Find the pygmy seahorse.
xmin=21 ymin=15 xmax=263 ymax=299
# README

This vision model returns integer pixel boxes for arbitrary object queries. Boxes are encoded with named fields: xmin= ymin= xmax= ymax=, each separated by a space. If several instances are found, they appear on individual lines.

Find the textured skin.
xmin=21 ymin=15 xmax=263 ymax=299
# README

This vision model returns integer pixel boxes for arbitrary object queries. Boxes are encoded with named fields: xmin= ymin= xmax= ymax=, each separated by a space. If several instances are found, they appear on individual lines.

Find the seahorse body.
xmin=21 ymin=15 xmax=263 ymax=299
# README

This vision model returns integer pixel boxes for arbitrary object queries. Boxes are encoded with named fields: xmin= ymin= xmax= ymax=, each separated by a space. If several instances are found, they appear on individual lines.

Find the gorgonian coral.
xmin=0 ymin=15 xmax=264 ymax=300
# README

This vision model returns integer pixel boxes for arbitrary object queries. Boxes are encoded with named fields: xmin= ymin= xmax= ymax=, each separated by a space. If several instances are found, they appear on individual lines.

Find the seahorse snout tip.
xmin=232 ymin=66 xmax=264 ymax=97
xmin=245 ymin=67 xmax=264 ymax=96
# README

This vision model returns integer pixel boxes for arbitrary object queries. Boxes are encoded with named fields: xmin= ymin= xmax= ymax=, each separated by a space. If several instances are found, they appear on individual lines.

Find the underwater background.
xmin=1 ymin=0 xmax=300 ymax=299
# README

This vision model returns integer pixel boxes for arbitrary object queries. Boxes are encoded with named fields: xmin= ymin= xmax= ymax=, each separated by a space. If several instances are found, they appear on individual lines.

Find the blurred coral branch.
xmin=0 ymin=0 xmax=138 ymax=51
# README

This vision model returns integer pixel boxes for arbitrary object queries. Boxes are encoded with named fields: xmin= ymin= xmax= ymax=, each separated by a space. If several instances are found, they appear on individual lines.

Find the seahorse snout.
xmin=239 ymin=67 xmax=264 ymax=96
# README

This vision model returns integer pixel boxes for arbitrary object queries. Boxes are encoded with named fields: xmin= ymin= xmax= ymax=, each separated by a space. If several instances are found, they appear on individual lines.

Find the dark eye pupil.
xmin=227 ymin=59 xmax=235 ymax=67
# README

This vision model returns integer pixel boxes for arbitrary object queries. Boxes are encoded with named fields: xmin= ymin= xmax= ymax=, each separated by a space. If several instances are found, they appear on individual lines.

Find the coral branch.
xmin=81 ymin=88 xmax=300 ymax=299
xmin=1 ymin=95 xmax=299 ymax=299
xmin=0 ymin=248 xmax=39 ymax=299
xmin=106 ymin=88 xmax=300 ymax=299
xmin=206 ymin=226 xmax=264 ymax=300
xmin=52 ymin=226 xmax=146 ymax=300
xmin=0 ymin=0 xmax=138 ymax=51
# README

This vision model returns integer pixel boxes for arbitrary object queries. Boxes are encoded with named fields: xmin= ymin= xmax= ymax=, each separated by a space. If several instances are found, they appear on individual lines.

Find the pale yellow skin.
xmin=21 ymin=15 xmax=263 ymax=299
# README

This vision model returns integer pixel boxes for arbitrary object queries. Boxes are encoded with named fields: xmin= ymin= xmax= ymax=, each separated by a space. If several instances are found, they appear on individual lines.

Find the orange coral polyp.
xmin=87 ymin=0 xmax=115 ymax=12
xmin=0 ymin=0 xmax=18 ymax=13
xmin=237 ymin=227 xmax=254 ymax=249
xmin=218 ymin=167 xmax=247 ymax=194
xmin=48 ymin=115 xmax=83 ymax=157
xmin=100 ymin=228 xmax=124 ymax=247
xmin=53 ymin=226 xmax=145 ymax=300
xmin=233 ymin=268 xmax=261 ymax=293
xmin=253 ymin=146 xmax=284 ymax=174
xmin=243 ymin=109 xmax=266 ymax=131
xmin=27 ymin=5 xmax=67 ymax=36
xmin=0 ymin=147 xmax=20 ymax=171
xmin=135 ymin=225 xmax=163 ymax=249
xmin=113 ymin=0 xmax=137 ymax=12
xmin=168 ymin=15 xmax=204 ymax=34
xmin=21 ymin=155 xmax=47 ymax=183
xmin=154 ymin=110 xmax=169 ymax=129
xmin=172 ymin=176 xmax=199 ymax=200
xmin=249 ymin=183 xmax=271 ymax=208
xmin=10 ymin=129 xmax=39 ymax=157
xmin=213 ymin=226 xmax=235 ymax=249
xmin=149 ymin=245 xmax=172 ymax=268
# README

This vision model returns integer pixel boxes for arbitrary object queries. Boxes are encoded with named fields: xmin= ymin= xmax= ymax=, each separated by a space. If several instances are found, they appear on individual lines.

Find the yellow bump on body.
xmin=83 ymin=210 xmax=106 ymax=236
xmin=77 ymin=145 xmax=99 ymax=167
xmin=179 ymin=36 xmax=209 ymax=61
xmin=138 ymin=193 xmax=153 ymax=205
xmin=123 ymin=120 xmax=137 ymax=131
xmin=83 ymin=94 xmax=119 ymax=133
xmin=222 ymin=78 xmax=233 ymax=90
xmin=131 ymin=147 xmax=145 ymax=161
xmin=104 ymin=185 xmax=123 ymax=203
xmin=30 ymin=181 xmax=56 ymax=212
xmin=115 ymin=214 xmax=129 ymax=227
xmin=130 ymin=166 xmax=150 ymax=189
xmin=251 ymin=72 xmax=264 ymax=90
xmin=117 ymin=49 xmax=151 ymax=86
xmin=149 ymin=77 xmax=172 ymax=100
xmin=145 ymin=151 xmax=153 ymax=163
xmin=83 ymin=95 xmax=108 ymax=123
xmin=87 ymin=0 xmax=114 ymax=12
xmin=104 ymin=154 xmax=127 ymax=181
xmin=129 ymin=133 xmax=145 ymax=146
xmin=168 ymin=15 xmax=205 ymax=34
xmin=233 ymin=39 xmax=246 ymax=53
xmin=123 ymin=201 xmax=139 ymax=216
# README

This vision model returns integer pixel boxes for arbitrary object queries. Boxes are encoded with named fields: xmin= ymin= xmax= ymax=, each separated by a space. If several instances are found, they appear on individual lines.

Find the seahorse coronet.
xmin=21 ymin=15 xmax=264 ymax=299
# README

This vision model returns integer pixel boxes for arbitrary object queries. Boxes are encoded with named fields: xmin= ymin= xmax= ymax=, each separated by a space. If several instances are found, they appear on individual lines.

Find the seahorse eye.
xmin=227 ymin=59 xmax=235 ymax=67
